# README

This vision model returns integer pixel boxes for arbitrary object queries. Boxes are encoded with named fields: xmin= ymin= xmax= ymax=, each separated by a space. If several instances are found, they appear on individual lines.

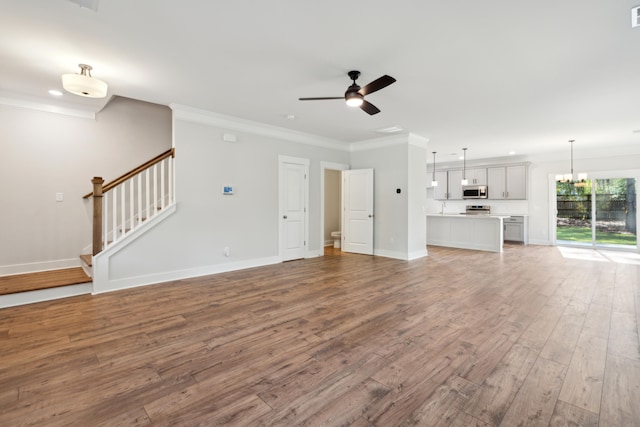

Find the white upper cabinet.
xmin=432 ymin=170 xmax=448 ymax=200
xmin=447 ymin=169 xmax=463 ymax=200
xmin=431 ymin=170 xmax=463 ymax=200
xmin=430 ymin=163 xmax=527 ymax=200
xmin=464 ymin=168 xmax=487 ymax=185
xmin=487 ymin=165 xmax=527 ymax=199
xmin=505 ymin=164 xmax=527 ymax=199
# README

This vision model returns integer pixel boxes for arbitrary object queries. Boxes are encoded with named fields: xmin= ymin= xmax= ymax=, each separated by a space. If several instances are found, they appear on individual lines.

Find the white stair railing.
xmin=85 ymin=149 xmax=175 ymax=255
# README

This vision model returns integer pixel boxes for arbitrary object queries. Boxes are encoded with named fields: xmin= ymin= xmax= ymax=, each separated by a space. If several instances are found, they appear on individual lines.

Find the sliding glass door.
xmin=556 ymin=178 xmax=637 ymax=249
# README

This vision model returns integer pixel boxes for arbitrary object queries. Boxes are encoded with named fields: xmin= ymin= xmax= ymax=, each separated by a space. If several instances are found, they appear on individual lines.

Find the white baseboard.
xmin=0 ymin=283 xmax=92 ymax=309
xmin=0 ymin=258 xmax=81 ymax=277
xmin=93 ymin=256 xmax=281 ymax=295
xmin=529 ymin=239 xmax=553 ymax=246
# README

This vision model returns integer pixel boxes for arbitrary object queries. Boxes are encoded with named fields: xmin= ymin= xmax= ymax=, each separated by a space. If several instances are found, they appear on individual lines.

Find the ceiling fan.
xmin=299 ymin=70 xmax=396 ymax=115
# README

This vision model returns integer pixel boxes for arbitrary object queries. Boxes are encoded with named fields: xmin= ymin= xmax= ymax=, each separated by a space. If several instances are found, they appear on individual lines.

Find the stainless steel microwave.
xmin=463 ymin=185 xmax=488 ymax=199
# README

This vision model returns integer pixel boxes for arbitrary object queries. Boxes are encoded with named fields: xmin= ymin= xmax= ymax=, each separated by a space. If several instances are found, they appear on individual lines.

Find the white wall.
xmin=350 ymin=134 xmax=428 ymax=260
xmin=94 ymin=106 xmax=351 ymax=291
xmin=0 ymin=97 xmax=171 ymax=275
xmin=407 ymin=135 xmax=428 ymax=259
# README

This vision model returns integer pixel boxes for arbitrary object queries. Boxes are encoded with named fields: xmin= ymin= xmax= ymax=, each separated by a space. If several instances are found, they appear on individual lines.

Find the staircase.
xmin=0 ymin=149 xmax=175 ymax=308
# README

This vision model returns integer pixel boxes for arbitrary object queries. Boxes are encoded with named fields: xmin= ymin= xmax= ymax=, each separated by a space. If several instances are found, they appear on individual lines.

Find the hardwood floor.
xmin=0 ymin=267 xmax=91 ymax=295
xmin=0 ymin=245 xmax=638 ymax=426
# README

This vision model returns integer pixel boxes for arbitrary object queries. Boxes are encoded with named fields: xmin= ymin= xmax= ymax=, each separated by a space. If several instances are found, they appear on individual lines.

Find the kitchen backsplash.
xmin=426 ymin=196 xmax=529 ymax=215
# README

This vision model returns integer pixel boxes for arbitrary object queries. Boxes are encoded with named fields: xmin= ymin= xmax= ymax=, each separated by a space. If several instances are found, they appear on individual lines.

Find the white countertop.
xmin=427 ymin=213 xmax=510 ymax=219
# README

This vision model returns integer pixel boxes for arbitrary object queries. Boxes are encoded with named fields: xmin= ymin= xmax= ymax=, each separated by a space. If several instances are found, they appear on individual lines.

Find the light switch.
xmin=56 ymin=193 xmax=64 ymax=202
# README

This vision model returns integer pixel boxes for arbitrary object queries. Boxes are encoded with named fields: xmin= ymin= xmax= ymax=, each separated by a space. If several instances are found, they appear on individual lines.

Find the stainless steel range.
xmin=465 ymin=205 xmax=491 ymax=215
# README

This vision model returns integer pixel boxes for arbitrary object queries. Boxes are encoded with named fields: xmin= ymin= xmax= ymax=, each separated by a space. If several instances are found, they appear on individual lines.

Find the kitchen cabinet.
xmin=506 ymin=165 xmax=527 ymax=199
xmin=447 ymin=169 xmax=463 ymax=200
xmin=487 ymin=165 xmax=527 ymax=199
xmin=427 ymin=214 xmax=506 ymax=252
xmin=464 ymin=168 xmax=487 ymax=185
xmin=432 ymin=170 xmax=448 ymax=199
xmin=503 ymin=216 xmax=528 ymax=244
xmin=432 ymin=170 xmax=463 ymax=200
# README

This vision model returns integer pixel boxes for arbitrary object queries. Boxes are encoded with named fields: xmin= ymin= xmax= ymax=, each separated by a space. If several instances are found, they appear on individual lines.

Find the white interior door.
xmin=279 ymin=157 xmax=308 ymax=261
xmin=343 ymin=168 xmax=374 ymax=255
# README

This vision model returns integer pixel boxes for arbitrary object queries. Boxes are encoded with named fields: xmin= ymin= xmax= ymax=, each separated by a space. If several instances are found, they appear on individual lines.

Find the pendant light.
xmin=555 ymin=140 xmax=587 ymax=186
xmin=461 ymin=148 xmax=468 ymax=185
xmin=62 ymin=64 xmax=108 ymax=98
xmin=431 ymin=152 xmax=438 ymax=187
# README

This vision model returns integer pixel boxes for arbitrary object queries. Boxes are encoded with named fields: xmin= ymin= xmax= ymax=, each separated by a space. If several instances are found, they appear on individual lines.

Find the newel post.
xmin=92 ymin=177 xmax=105 ymax=255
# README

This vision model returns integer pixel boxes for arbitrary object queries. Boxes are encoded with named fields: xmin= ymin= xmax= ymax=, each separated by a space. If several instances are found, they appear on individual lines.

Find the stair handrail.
xmin=83 ymin=148 xmax=174 ymax=199
xmin=85 ymin=148 xmax=175 ymax=255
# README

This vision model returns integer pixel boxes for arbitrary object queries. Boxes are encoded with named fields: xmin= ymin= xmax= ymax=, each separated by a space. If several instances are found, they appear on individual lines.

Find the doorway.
xmin=320 ymin=161 xmax=349 ymax=256
xmin=556 ymin=177 xmax=637 ymax=250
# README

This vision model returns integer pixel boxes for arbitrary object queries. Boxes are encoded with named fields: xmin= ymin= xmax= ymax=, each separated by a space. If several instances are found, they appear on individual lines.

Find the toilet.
xmin=330 ymin=231 xmax=342 ymax=249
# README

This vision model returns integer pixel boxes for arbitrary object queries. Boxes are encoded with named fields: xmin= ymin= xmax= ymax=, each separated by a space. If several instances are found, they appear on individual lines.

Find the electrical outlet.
xmin=224 ymin=247 xmax=230 ymax=257
xmin=56 ymin=193 xmax=64 ymax=202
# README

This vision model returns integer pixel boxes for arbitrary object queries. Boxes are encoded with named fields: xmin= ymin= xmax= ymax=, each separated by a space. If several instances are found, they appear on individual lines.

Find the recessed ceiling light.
xmin=48 ymin=89 xmax=63 ymax=96
xmin=509 ymin=151 xmax=516 ymax=155
xmin=286 ymin=114 xmax=295 ymax=120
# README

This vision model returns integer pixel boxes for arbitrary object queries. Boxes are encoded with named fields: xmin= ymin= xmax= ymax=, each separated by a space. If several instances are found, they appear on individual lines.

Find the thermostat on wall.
xmin=222 ymin=185 xmax=233 ymax=195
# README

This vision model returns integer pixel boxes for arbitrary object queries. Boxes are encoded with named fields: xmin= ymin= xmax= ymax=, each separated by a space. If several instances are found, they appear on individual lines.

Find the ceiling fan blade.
xmin=358 ymin=75 xmax=396 ymax=96
xmin=360 ymin=100 xmax=380 ymax=115
xmin=298 ymin=97 xmax=343 ymax=101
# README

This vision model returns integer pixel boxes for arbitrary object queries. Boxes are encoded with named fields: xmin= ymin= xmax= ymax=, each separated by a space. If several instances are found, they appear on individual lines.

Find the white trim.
xmin=0 ymin=283 xmax=92 ymax=309
xmin=0 ymin=258 xmax=81 ymax=277
xmin=374 ymin=248 xmax=428 ymax=261
xmin=278 ymin=155 xmax=310 ymax=261
xmin=407 ymin=248 xmax=429 ymax=260
xmin=170 ymin=104 xmax=348 ymax=152
xmin=350 ymin=134 xmax=409 ymax=152
xmin=408 ymin=133 xmax=430 ymax=149
xmin=92 ymin=256 xmax=280 ymax=295
xmin=92 ymin=204 xmax=177 ymax=293
xmin=0 ymin=95 xmax=97 ymax=119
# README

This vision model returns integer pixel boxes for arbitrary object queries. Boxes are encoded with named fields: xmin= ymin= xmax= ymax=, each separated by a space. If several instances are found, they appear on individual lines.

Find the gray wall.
xmin=0 ymin=97 xmax=171 ymax=274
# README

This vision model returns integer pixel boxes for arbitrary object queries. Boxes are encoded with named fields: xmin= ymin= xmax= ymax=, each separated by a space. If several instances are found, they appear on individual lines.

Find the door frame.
xmin=278 ymin=155 xmax=310 ymax=261
xmin=320 ymin=161 xmax=349 ymax=256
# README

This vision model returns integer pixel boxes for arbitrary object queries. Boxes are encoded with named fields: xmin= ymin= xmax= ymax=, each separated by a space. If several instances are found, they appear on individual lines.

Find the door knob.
xmin=368 ymin=214 xmax=373 ymax=218
xmin=283 ymin=215 xmax=288 ymax=219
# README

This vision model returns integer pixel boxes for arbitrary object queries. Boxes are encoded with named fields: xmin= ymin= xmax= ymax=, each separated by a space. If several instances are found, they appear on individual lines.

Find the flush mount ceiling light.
xmin=556 ymin=139 xmax=587 ymax=186
xmin=62 ymin=64 xmax=108 ymax=98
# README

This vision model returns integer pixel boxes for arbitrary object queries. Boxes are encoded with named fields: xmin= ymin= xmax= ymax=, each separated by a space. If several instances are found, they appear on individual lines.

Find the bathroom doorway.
xmin=320 ymin=162 xmax=349 ymax=256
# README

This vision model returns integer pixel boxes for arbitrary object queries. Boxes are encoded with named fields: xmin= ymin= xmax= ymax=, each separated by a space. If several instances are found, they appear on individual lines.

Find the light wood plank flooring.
xmin=0 ymin=245 xmax=638 ymax=426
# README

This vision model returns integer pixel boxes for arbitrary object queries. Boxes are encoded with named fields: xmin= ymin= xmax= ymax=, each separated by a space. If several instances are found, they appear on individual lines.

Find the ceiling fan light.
xmin=62 ymin=64 xmax=108 ymax=98
xmin=345 ymin=92 xmax=363 ymax=107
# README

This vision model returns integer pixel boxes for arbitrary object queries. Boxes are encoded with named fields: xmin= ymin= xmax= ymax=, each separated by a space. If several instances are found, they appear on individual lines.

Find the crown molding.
xmin=350 ymin=132 xmax=429 ymax=152
xmin=0 ymin=94 xmax=97 ymax=119
xmin=170 ymin=103 xmax=349 ymax=152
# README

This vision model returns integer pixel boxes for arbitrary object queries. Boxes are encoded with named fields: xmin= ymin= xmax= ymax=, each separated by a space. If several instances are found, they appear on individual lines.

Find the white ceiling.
xmin=2 ymin=0 xmax=640 ymax=162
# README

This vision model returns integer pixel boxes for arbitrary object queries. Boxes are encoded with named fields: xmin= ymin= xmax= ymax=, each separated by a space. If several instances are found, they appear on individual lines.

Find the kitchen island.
xmin=427 ymin=214 xmax=510 ymax=252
